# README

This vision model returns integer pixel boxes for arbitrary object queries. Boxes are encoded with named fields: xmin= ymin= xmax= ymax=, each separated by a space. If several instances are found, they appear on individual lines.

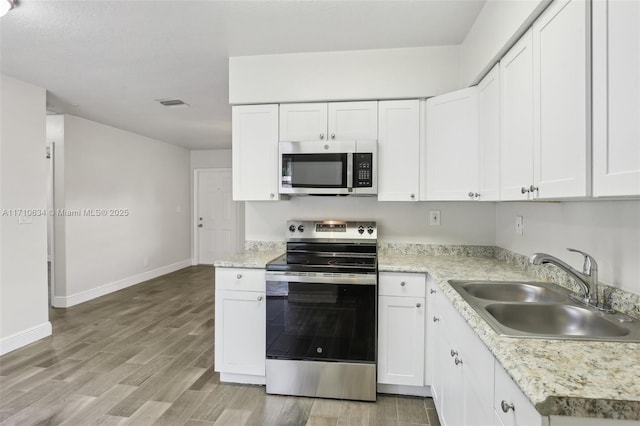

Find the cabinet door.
xmin=593 ymin=0 xmax=640 ymax=196
xmin=232 ymin=105 xmax=279 ymax=201
xmin=328 ymin=101 xmax=378 ymax=140
xmin=214 ymin=289 xmax=266 ymax=377
xmin=425 ymin=87 xmax=480 ymax=200
xmin=377 ymin=100 xmax=420 ymax=201
xmin=533 ymin=0 xmax=590 ymax=199
xmin=500 ymin=29 xmax=534 ymax=200
xmin=279 ymin=103 xmax=328 ymax=141
xmin=478 ymin=64 xmax=501 ymax=201
xmin=378 ymin=295 xmax=425 ymax=386
xmin=494 ymin=361 xmax=544 ymax=426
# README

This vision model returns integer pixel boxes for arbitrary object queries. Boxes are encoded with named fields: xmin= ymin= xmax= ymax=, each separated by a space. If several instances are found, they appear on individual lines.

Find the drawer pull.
xmin=400 ymin=281 xmax=406 ymax=287
xmin=501 ymin=400 xmax=515 ymax=413
xmin=236 ymin=274 xmax=242 ymax=279
xmin=430 ymin=289 xmax=436 ymax=294
xmin=450 ymin=349 xmax=458 ymax=357
xmin=433 ymin=317 xmax=440 ymax=322
xmin=416 ymin=303 xmax=422 ymax=308
xmin=454 ymin=357 xmax=463 ymax=366
xmin=257 ymin=296 xmax=263 ymax=301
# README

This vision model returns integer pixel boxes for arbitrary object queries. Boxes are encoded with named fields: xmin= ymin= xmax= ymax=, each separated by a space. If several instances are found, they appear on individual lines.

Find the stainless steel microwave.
xmin=279 ymin=140 xmax=377 ymax=195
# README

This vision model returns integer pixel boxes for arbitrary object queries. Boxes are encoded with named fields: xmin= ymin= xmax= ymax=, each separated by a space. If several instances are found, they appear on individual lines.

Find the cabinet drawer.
xmin=494 ymin=360 xmax=543 ymax=426
xmin=379 ymin=272 xmax=426 ymax=297
xmin=215 ymin=268 xmax=265 ymax=292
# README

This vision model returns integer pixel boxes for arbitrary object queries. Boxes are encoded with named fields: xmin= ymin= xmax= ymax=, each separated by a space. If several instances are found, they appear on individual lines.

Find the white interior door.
xmin=197 ymin=169 xmax=238 ymax=265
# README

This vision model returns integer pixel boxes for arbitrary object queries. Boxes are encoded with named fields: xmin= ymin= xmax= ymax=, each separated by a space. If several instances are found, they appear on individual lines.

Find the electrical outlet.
xmin=429 ymin=210 xmax=441 ymax=226
xmin=515 ymin=216 xmax=524 ymax=236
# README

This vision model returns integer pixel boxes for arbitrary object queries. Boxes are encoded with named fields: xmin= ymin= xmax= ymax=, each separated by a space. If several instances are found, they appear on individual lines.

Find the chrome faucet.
xmin=528 ymin=248 xmax=600 ymax=309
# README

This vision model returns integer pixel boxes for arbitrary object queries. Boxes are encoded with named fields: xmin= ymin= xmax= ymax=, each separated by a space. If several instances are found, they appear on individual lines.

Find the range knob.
xmin=367 ymin=227 xmax=374 ymax=235
xmin=358 ymin=226 xmax=365 ymax=235
xmin=297 ymin=225 xmax=305 ymax=233
xmin=288 ymin=224 xmax=296 ymax=233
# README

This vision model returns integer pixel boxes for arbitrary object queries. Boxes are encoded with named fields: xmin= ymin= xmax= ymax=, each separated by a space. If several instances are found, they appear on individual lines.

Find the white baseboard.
xmin=220 ymin=372 xmax=266 ymax=385
xmin=52 ymin=259 xmax=192 ymax=308
xmin=0 ymin=321 xmax=52 ymax=356
xmin=377 ymin=383 xmax=432 ymax=397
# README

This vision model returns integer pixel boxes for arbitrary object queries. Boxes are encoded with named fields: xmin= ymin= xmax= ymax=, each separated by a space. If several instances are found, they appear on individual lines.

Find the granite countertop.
xmin=213 ymin=249 xmax=282 ymax=269
xmin=379 ymin=252 xmax=640 ymax=421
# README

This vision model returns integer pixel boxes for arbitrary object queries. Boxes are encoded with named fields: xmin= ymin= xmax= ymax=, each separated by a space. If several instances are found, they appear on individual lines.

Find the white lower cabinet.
xmin=214 ymin=268 xmax=266 ymax=384
xmin=432 ymin=282 xmax=494 ymax=426
xmin=494 ymin=361 xmax=545 ymax=426
xmin=377 ymin=272 xmax=428 ymax=395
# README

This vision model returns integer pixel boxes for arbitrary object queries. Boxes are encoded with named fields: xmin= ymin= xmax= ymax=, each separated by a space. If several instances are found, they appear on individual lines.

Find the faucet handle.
xmin=566 ymin=248 xmax=597 ymax=274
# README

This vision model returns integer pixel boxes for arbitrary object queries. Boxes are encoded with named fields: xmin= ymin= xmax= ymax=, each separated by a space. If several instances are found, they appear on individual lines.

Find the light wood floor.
xmin=0 ymin=266 xmax=440 ymax=426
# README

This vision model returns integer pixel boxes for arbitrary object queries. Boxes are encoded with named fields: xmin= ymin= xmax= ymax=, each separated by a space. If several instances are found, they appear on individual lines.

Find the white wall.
xmin=51 ymin=115 xmax=191 ymax=307
xmin=0 ymin=75 xmax=51 ymax=355
xmin=246 ymin=198 xmax=496 ymax=245
xmin=459 ymin=0 xmax=551 ymax=86
xmin=229 ymin=46 xmax=461 ymax=104
xmin=496 ymin=201 xmax=640 ymax=295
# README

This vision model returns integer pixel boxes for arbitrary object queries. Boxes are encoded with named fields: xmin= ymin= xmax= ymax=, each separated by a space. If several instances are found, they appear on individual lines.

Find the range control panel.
xmin=286 ymin=220 xmax=377 ymax=241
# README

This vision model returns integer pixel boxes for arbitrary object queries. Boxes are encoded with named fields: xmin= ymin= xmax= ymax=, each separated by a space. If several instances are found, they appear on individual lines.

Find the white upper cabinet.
xmin=279 ymin=101 xmax=377 ymax=141
xmin=232 ymin=104 xmax=280 ymax=201
xmin=500 ymin=29 xmax=534 ymax=201
xmin=478 ymin=64 xmax=501 ymax=201
xmin=279 ymin=103 xmax=328 ymax=141
xmin=533 ymin=0 xmax=590 ymax=199
xmin=593 ymin=0 xmax=640 ymax=197
xmin=328 ymin=101 xmax=378 ymax=140
xmin=425 ymin=87 xmax=480 ymax=200
xmin=378 ymin=100 xmax=420 ymax=201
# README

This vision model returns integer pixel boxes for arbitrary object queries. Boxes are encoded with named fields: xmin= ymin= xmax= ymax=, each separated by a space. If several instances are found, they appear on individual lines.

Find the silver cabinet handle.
xmin=416 ymin=303 xmax=422 ymax=308
xmin=474 ymin=192 xmax=480 ymax=198
xmin=269 ymin=193 xmax=274 ymax=199
xmin=468 ymin=191 xmax=475 ymax=198
xmin=529 ymin=184 xmax=539 ymax=193
xmin=198 ymin=224 xmax=203 ymax=228
xmin=236 ymin=274 xmax=242 ymax=279
xmin=257 ymin=296 xmax=263 ymax=301
xmin=410 ymin=193 xmax=415 ymax=199
xmin=521 ymin=186 xmax=530 ymax=194
xmin=433 ymin=316 xmax=440 ymax=322
xmin=450 ymin=349 xmax=458 ymax=357
xmin=501 ymin=400 xmax=515 ymax=413
xmin=330 ymin=133 xmax=335 ymax=139
xmin=455 ymin=357 xmax=463 ymax=365
xmin=400 ymin=281 xmax=406 ymax=287
xmin=430 ymin=289 xmax=436 ymax=294
xmin=320 ymin=133 xmax=325 ymax=139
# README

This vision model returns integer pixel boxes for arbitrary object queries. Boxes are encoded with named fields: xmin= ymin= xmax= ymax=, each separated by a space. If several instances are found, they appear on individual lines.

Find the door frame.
xmin=192 ymin=168 xmax=244 ymax=265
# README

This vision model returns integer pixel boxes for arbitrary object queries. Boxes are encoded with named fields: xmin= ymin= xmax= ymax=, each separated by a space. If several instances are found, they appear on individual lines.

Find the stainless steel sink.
xmin=460 ymin=281 xmax=566 ymax=302
xmin=449 ymin=280 xmax=640 ymax=342
xmin=485 ymin=303 xmax=630 ymax=337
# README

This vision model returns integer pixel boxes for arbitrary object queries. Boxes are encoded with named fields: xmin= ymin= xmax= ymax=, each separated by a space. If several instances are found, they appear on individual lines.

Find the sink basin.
xmin=448 ymin=280 xmax=640 ymax=342
xmin=485 ymin=303 xmax=630 ymax=337
xmin=460 ymin=282 xmax=566 ymax=302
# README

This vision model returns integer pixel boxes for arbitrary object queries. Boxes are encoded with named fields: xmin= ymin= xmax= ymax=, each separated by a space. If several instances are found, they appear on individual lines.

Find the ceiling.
xmin=0 ymin=0 xmax=485 ymax=150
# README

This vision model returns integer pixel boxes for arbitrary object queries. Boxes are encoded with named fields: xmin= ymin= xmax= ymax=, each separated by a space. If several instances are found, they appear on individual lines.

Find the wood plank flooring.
xmin=0 ymin=266 xmax=440 ymax=426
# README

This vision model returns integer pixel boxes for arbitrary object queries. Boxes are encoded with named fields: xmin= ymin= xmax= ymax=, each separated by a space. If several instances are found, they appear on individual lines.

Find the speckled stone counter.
xmin=379 ymin=252 xmax=640 ymax=421
xmin=213 ymin=250 xmax=282 ymax=269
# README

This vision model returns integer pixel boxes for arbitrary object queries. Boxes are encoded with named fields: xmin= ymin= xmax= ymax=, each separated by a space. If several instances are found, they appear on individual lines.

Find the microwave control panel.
xmin=354 ymin=153 xmax=373 ymax=188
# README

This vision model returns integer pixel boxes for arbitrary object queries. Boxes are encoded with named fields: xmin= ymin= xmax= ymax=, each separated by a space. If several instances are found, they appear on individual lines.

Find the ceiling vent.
xmin=158 ymin=99 xmax=190 ymax=109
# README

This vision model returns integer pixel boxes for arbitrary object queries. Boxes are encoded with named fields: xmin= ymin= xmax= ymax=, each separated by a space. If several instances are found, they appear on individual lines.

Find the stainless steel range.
xmin=265 ymin=220 xmax=377 ymax=402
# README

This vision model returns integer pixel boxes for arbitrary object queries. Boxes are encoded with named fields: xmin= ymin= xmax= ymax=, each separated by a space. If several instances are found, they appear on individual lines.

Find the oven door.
xmin=265 ymin=272 xmax=376 ymax=363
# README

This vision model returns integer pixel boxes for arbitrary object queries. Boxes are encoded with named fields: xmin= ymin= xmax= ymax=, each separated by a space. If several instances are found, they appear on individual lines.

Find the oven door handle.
xmin=266 ymin=272 xmax=376 ymax=286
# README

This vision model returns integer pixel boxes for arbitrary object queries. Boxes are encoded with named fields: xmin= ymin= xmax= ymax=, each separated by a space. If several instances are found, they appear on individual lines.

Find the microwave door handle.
xmin=347 ymin=153 xmax=354 ymax=189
